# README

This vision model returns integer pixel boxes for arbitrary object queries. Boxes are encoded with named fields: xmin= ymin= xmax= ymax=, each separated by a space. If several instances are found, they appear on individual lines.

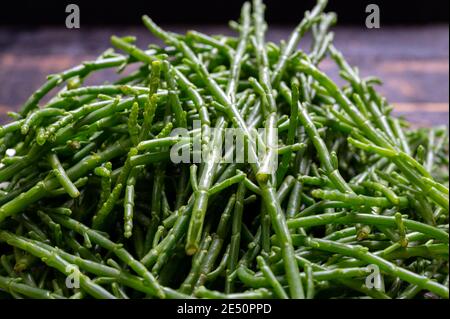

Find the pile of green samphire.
xmin=0 ymin=0 xmax=448 ymax=299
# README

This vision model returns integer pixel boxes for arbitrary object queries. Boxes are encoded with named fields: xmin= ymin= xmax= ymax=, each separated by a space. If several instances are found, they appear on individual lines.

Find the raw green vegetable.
xmin=0 ymin=0 xmax=448 ymax=299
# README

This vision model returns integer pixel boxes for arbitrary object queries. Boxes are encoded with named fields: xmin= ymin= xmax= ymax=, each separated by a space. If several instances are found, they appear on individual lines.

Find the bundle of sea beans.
xmin=0 ymin=0 xmax=448 ymax=299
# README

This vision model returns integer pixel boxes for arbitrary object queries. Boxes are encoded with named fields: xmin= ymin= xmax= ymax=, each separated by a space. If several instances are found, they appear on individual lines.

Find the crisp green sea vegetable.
xmin=0 ymin=0 xmax=448 ymax=299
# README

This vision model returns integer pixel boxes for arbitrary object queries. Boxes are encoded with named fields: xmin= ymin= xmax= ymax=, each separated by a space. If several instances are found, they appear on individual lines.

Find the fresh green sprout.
xmin=0 ymin=0 xmax=448 ymax=300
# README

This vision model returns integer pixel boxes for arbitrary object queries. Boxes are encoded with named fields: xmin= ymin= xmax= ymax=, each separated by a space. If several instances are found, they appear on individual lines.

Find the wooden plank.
xmin=392 ymin=103 xmax=449 ymax=112
xmin=0 ymin=26 xmax=448 ymax=126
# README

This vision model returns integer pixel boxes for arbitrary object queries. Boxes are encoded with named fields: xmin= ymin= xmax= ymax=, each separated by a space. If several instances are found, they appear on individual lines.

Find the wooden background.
xmin=0 ymin=25 xmax=448 ymax=126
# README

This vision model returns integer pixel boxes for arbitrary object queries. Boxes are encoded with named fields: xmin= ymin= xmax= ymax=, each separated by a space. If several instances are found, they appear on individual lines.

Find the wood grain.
xmin=0 ymin=25 xmax=448 ymax=126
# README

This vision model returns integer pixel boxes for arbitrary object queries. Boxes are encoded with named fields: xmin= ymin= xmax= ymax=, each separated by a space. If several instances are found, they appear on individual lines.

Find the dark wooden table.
xmin=0 ymin=25 xmax=448 ymax=126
